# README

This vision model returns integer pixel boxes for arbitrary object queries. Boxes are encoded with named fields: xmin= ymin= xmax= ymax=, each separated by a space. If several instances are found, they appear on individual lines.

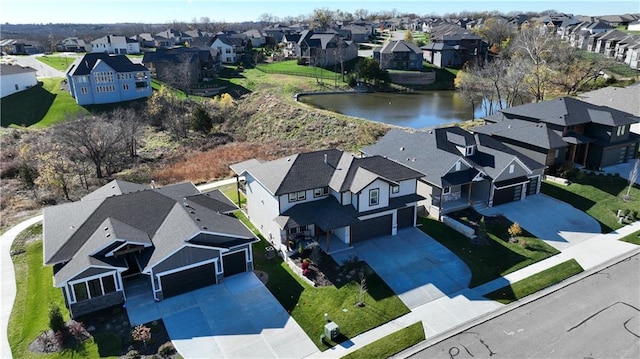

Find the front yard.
xmin=541 ymin=172 xmax=640 ymax=232
xmin=234 ymin=211 xmax=410 ymax=350
xmin=417 ymin=212 xmax=559 ymax=288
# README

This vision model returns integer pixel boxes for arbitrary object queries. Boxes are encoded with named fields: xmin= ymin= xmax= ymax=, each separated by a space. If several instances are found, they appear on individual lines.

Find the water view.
xmin=299 ymin=91 xmax=485 ymax=129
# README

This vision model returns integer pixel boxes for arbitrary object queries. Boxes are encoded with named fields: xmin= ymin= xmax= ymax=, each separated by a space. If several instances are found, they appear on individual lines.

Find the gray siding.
xmin=494 ymin=161 xmax=529 ymax=182
xmin=153 ymin=246 xmax=220 ymax=274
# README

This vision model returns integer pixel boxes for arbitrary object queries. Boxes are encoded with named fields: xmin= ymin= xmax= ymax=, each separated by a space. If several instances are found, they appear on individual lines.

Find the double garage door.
xmin=160 ymin=251 xmax=247 ymax=299
xmin=351 ymin=214 xmax=392 ymax=244
xmin=493 ymin=184 xmax=523 ymax=206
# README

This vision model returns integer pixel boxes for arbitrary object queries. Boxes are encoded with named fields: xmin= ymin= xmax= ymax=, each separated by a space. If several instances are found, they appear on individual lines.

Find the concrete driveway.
xmin=126 ymin=272 xmax=317 ymax=359
xmin=603 ymin=160 xmax=640 ymax=185
xmin=335 ymin=228 xmax=471 ymax=310
xmin=479 ymin=194 xmax=601 ymax=251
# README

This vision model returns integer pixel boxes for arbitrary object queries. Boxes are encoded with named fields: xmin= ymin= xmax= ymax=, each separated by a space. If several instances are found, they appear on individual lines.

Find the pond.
xmin=299 ymin=91 xmax=486 ymax=129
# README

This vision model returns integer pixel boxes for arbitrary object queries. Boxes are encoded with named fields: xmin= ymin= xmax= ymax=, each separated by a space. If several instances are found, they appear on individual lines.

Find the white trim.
xmin=155 ymin=257 xmax=218 ymax=278
xmin=492 ymin=179 xmax=529 ymax=190
xmin=67 ymin=272 xmax=120 ymax=304
xmin=493 ymin=158 xmax=533 ymax=181
xmin=220 ymin=248 xmax=250 ymax=276
xmin=61 ymin=265 xmax=126 ymax=287
xmin=142 ymin=242 xmax=229 ymax=274
xmin=104 ymin=240 xmax=152 ymax=257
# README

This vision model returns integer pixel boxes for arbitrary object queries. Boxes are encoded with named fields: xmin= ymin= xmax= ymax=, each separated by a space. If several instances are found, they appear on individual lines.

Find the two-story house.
xmin=0 ymin=64 xmax=38 ymax=98
xmin=142 ymin=47 xmax=220 ymax=86
xmin=362 ymin=127 xmax=544 ymax=220
xmin=66 ymin=53 xmax=152 ymax=105
xmin=476 ymin=97 xmax=640 ymax=170
xmin=90 ymin=34 xmax=140 ymax=55
xmin=230 ymin=149 xmax=424 ymax=256
xmin=210 ymin=34 xmax=246 ymax=64
xmin=373 ymin=40 xmax=424 ymax=70
xmin=296 ymin=30 xmax=358 ymax=67
xmin=421 ymin=23 xmax=487 ymax=68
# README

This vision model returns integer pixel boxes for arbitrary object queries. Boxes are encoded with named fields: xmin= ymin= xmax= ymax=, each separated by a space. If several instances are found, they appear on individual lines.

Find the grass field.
xmin=620 ymin=230 xmax=640 ymax=245
xmin=342 ymin=321 xmax=425 ymax=359
xmin=417 ymin=215 xmax=559 ymax=288
xmin=0 ymin=78 xmax=88 ymax=128
xmin=256 ymin=60 xmax=341 ymax=81
xmin=541 ymin=173 xmax=640 ymax=232
xmin=234 ymin=211 xmax=410 ymax=350
xmin=36 ymin=55 xmax=74 ymax=72
xmin=484 ymin=259 xmax=584 ymax=304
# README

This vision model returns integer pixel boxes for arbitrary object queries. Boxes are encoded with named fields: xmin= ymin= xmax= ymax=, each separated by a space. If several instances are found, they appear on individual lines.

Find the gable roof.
xmin=498 ymin=97 xmax=639 ymax=127
xmin=374 ymin=40 xmax=422 ymax=54
xmin=67 ymin=53 xmax=148 ymax=76
xmin=0 ymin=63 xmax=37 ymax=75
xmin=578 ymin=86 xmax=640 ymax=117
xmin=473 ymin=119 xmax=568 ymax=150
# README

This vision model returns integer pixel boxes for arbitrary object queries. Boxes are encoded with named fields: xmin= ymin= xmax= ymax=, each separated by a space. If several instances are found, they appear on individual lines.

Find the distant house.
xmin=155 ymin=29 xmax=192 ymax=47
xmin=90 ymin=35 xmax=140 ymax=55
xmin=362 ymin=127 xmax=544 ymax=219
xmin=142 ymin=47 xmax=220 ymax=85
xmin=0 ymin=64 xmax=38 ymax=98
xmin=296 ymin=30 xmax=358 ymax=67
xmin=132 ymin=33 xmax=155 ymax=49
xmin=282 ymin=33 xmax=302 ymax=58
xmin=0 ymin=39 xmax=44 ymax=55
xmin=629 ymin=20 xmax=640 ymax=32
xmin=243 ymin=29 xmax=267 ymax=47
xmin=230 ymin=149 xmax=424 ymax=256
xmin=43 ymin=180 xmax=256 ymax=317
xmin=579 ymin=86 xmax=640 ymax=135
xmin=477 ymin=97 xmax=640 ymax=170
xmin=66 ymin=53 xmax=151 ymax=105
xmin=373 ymin=40 xmax=424 ymax=70
xmin=56 ymin=37 xmax=88 ymax=52
xmin=210 ymin=34 xmax=247 ymax=64
xmin=422 ymin=24 xmax=487 ymax=68
xmin=339 ymin=25 xmax=371 ymax=43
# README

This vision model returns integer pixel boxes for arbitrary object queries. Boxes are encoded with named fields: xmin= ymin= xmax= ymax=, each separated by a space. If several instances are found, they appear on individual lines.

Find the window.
xmin=554 ymin=149 xmax=560 ymax=159
xmin=369 ymin=188 xmax=379 ymax=206
xmin=314 ymin=186 xmax=329 ymax=197
xmin=102 ymin=276 xmax=116 ymax=294
xmin=391 ymin=185 xmax=400 ymax=194
xmin=617 ymin=126 xmax=626 ymax=136
xmin=455 ymin=161 xmax=461 ymax=171
xmin=288 ymin=191 xmax=306 ymax=202
xmin=509 ymin=164 xmax=515 ymax=174
xmin=88 ymin=278 xmax=102 ymax=298
xmin=466 ymin=146 xmax=475 ymax=156
xmin=80 ymin=87 xmax=88 ymax=94
xmin=123 ymin=83 xmax=129 ymax=90
xmin=14 ymin=84 xmax=19 ymax=91
xmin=443 ymin=186 xmax=451 ymax=194
xmin=73 ymin=282 xmax=88 ymax=302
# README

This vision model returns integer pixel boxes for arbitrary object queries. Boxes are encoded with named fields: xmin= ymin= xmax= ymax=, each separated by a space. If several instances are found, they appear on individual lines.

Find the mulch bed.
xmin=290 ymin=246 xmax=372 ymax=288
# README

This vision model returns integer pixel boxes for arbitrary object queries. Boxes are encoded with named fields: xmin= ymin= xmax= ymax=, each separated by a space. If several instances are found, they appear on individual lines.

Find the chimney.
xmin=324 ymin=153 xmax=328 ymax=164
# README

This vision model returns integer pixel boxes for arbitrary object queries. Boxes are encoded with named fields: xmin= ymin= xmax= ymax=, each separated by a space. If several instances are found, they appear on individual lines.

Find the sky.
xmin=1 ymin=0 xmax=639 ymax=24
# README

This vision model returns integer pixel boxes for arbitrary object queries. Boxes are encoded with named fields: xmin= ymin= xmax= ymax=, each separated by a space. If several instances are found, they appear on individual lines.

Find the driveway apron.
xmin=353 ymin=228 xmax=471 ymax=309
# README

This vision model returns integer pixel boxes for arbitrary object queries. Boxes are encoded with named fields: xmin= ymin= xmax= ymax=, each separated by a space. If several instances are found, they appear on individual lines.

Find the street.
xmin=408 ymin=254 xmax=640 ymax=358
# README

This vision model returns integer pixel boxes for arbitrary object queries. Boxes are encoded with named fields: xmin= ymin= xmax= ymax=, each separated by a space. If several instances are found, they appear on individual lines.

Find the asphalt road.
xmin=407 ymin=254 xmax=640 ymax=359
xmin=2 ymin=54 xmax=68 ymax=77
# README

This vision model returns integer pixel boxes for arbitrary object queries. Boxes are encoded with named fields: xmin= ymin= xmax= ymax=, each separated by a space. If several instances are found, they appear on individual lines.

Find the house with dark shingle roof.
xmin=362 ymin=127 xmax=544 ymax=220
xmin=43 ymin=180 xmax=256 ymax=318
xmin=477 ymin=97 xmax=640 ymax=170
xmin=373 ymin=40 xmax=424 ymax=70
xmin=0 ymin=64 xmax=38 ymax=98
xmin=230 ymin=149 xmax=424 ymax=256
xmin=210 ymin=34 xmax=247 ymax=64
xmin=295 ymin=30 xmax=358 ymax=67
xmin=66 ymin=53 xmax=152 ymax=105
xmin=422 ymin=23 xmax=487 ymax=68
xmin=142 ymin=47 xmax=220 ymax=85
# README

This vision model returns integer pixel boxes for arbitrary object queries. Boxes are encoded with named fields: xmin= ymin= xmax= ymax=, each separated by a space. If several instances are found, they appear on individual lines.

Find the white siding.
xmin=390 ymin=179 xmax=416 ymax=198
xmin=279 ymin=188 xmax=328 ymax=212
xmin=1 ymin=71 xmax=38 ymax=98
xmin=332 ymin=226 xmax=350 ymax=244
xmin=358 ymin=179 xmax=390 ymax=212
xmin=245 ymin=174 xmax=281 ymax=247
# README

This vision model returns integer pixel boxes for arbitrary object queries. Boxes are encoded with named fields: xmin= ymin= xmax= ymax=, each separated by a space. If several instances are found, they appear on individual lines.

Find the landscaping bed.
xmin=417 ymin=213 xmax=559 ymax=288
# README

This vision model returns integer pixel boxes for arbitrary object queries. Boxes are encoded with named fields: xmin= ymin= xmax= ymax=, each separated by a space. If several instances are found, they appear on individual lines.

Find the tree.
xmin=131 ymin=325 xmax=151 ymax=349
xmin=404 ymin=30 xmax=413 ymax=42
xmin=191 ymin=105 xmax=213 ymax=133
xmin=624 ymin=159 xmax=639 ymax=201
xmin=356 ymin=58 xmax=389 ymax=85
xmin=472 ymin=18 xmax=515 ymax=53
xmin=312 ymin=8 xmax=334 ymax=30
xmin=158 ymin=53 xmax=197 ymax=97
xmin=508 ymin=222 xmax=523 ymax=239
xmin=512 ymin=25 xmax=558 ymax=102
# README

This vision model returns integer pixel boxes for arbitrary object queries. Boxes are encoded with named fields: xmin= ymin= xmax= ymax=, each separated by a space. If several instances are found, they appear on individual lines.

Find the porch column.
xmin=467 ymin=183 xmax=473 ymax=205
xmin=582 ymin=143 xmax=589 ymax=166
xmin=326 ymin=230 xmax=331 ymax=253
xmin=235 ymin=174 xmax=241 ymax=207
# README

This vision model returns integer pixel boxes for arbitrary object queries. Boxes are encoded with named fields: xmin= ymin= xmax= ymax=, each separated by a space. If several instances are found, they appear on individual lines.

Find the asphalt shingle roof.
xmin=473 ymin=119 xmax=568 ymax=150
xmin=67 ymin=53 xmax=148 ymax=76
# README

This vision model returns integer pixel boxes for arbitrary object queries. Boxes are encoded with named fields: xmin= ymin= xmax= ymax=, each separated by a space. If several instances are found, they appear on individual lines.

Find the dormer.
xmin=465 ymin=145 xmax=475 ymax=156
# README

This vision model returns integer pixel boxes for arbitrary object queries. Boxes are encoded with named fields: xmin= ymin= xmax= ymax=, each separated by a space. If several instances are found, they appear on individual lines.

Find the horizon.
xmin=1 ymin=0 xmax=639 ymax=25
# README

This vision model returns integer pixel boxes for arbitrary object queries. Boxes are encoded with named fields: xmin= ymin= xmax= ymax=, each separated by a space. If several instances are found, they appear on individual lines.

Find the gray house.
xmin=362 ymin=127 xmax=544 ymax=220
xmin=477 ymin=97 xmax=640 ymax=170
xmin=43 ymin=180 xmax=256 ymax=318
xmin=373 ymin=40 xmax=424 ymax=70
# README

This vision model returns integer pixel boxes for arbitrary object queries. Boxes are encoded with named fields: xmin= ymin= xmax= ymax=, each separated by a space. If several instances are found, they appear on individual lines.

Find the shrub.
xmin=126 ymin=349 xmax=141 ymax=359
xmin=302 ymin=268 xmax=311 ymax=277
xmin=158 ymin=341 xmax=177 ymax=358
xmin=48 ymin=304 xmax=65 ymax=333
xmin=67 ymin=320 xmax=89 ymax=341
xmin=346 ymin=74 xmax=357 ymax=87
xmin=131 ymin=324 xmax=151 ymax=348
xmin=301 ymin=260 xmax=309 ymax=270
xmin=508 ymin=222 xmax=523 ymax=238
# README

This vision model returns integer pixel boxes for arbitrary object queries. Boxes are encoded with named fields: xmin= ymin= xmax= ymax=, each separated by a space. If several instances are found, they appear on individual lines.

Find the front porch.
xmin=122 ymin=274 xmax=161 ymax=326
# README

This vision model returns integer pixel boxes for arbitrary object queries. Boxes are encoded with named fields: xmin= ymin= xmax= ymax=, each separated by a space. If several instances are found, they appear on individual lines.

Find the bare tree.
xmin=512 ymin=26 xmax=558 ymax=102
xmin=158 ymin=53 xmax=197 ymax=97
xmin=472 ymin=18 xmax=515 ymax=53
xmin=624 ymin=159 xmax=639 ymax=201
xmin=312 ymin=8 xmax=334 ymax=31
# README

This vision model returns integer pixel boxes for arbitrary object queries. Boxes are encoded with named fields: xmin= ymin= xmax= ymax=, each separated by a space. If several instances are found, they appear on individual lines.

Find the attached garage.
xmin=351 ymin=214 xmax=392 ymax=244
xmin=527 ymin=177 xmax=539 ymax=196
xmin=397 ymin=206 xmax=415 ymax=229
xmin=160 ymin=262 xmax=217 ymax=299
xmin=493 ymin=184 xmax=523 ymax=206
xmin=222 ymin=250 xmax=247 ymax=278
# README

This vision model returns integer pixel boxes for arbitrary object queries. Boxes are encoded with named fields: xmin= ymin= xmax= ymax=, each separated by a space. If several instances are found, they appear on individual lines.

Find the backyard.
xmin=233 ymin=211 xmax=411 ymax=350
xmin=36 ymin=54 xmax=75 ymax=72
xmin=541 ymin=172 xmax=640 ymax=232
xmin=417 ymin=211 xmax=560 ymax=288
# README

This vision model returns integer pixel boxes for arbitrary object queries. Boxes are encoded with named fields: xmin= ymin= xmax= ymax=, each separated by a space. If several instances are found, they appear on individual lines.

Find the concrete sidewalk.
xmin=306 ymin=221 xmax=640 ymax=359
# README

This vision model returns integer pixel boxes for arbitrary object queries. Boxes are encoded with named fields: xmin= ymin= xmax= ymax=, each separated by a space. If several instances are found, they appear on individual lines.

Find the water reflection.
xmin=299 ymin=91 xmax=484 ymax=129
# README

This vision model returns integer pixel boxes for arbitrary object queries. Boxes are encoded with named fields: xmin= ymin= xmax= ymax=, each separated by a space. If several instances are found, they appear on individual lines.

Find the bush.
xmin=301 ymin=260 xmax=309 ymax=270
xmin=158 ymin=341 xmax=177 ymax=358
xmin=48 ymin=304 xmax=65 ymax=333
xmin=126 ymin=349 xmax=141 ymax=359
xmin=346 ymin=74 xmax=358 ymax=87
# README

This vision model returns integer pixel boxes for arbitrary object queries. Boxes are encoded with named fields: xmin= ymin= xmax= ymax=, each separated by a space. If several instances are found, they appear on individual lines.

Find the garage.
xmin=160 ymin=262 xmax=217 ymax=299
xmin=527 ymin=177 xmax=538 ymax=196
xmin=493 ymin=184 xmax=523 ymax=206
xmin=222 ymin=250 xmax=247 ymax=278
xmin=397 ymin=206 xmax=415 ymax=229
xmin=351 ymin=214 xmax=392 ymax=244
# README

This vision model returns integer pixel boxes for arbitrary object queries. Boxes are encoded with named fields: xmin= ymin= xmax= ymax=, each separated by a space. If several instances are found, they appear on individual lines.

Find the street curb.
xmin=393 ymin=246 xmax=640 ymax=358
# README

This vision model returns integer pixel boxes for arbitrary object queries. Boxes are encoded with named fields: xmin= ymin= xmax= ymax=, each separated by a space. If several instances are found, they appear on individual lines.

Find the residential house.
xmin=594 ymin=30 xmax=628 ymax=57
xmin=373 ymin=40 xmax=424 ymax=70
xmin=477 ymin=97 xmax=640 ymax=170
xmin=296 ymin=30 xmax=358 ymax=67
xmin=0 ymin=39 xmax=44 ymax=55
xmin=66 ymin=53 xmax=152 ymax=105
xmin=0 ymin=64 xmax=38 ymax=98
xmin=422 ymin=23 xmax=487 ymax=68
xmin=142 ymin=47 xmax=220 ymax=85
xmin=613 ymin=34 xmax=640 ymax=63
xmin=243 ymin=29 xmax=267 ymax=47
xmin=579 ymin=86 xmax=640 ymax=135
xmin=155 ymin=29 xmax=192 ymax=47
xmin=629 ymin=20 xmax=640 ymax=32
xmin=282 ymin=33 xmax=302 ymax=58
xmin=339 ymin=25 xmax=371 ymax=43
xmin=362 ymin=127 xmax=544 ymax=220
xmin=567 ymin=22 xmax=613 ymax=50
xmin=230 ymin=149 xmax=424 ymax=256
xmin=43 ymin=180 xmax=257 ymax=317
xmin=56 ymin=37 xmax=88 ymax=52
xmin=132 ymin=33 xmax=156 ymax=49
xmin=210 ymin=34 xmax=247 ymax=64
xmin=91 ymin=35 xmax=140 ymax=55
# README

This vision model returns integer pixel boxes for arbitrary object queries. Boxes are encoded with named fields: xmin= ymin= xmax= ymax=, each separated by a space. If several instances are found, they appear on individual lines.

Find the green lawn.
xmin=484 ymin=259 xmax=584 ymax=304
xmin=256 ymin=60 xmax=340 ymax=81
xmin=541 ymin=173 xmax=640 ymax=232
xmin=8 ymin=239 xmax=104 ymax=358
xmin=417 ymin=215 xmax=559 ymax=288
xmin=415 ymin=63 xmax=458 ymax=90
xmin=36 ymin=55 xmax=74 ymax=72
xmin=216 ymin=183 xmax=246 ymax=207
xmin=0 ymin=77 xmax=87 ymax=128
xmin=234 ymin=211 xmax=410 ymax=350
xmin=620 ymin=230 xmax=640 ymax=245
xmin=341 ymin=321 xmax=425 ymax=359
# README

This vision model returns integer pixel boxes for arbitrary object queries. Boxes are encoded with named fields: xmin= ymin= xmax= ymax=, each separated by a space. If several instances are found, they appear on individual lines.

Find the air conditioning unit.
xmin=324 ymin=322 xmax=340 ymax=341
